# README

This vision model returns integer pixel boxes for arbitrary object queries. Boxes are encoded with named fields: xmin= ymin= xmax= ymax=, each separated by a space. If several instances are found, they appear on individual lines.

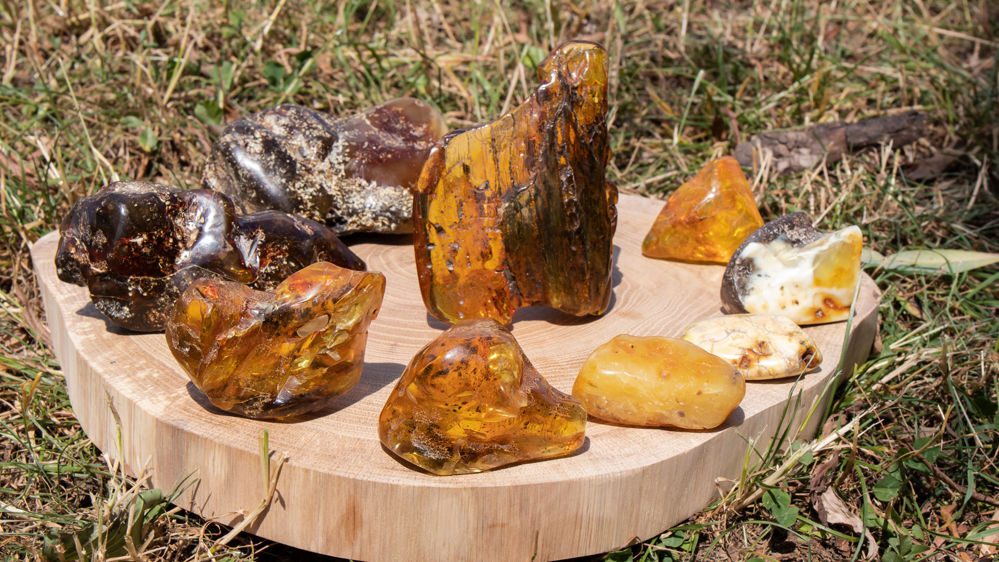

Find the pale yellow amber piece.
xmin=572 ymin=335 xmax=744 ymax=429
xmin=682 ymin=314 xmax=822 ymax=380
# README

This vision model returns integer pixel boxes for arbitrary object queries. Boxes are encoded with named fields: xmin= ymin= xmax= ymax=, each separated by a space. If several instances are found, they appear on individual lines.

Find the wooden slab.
xmin=31 ymin=193 xmax=880 ymax=561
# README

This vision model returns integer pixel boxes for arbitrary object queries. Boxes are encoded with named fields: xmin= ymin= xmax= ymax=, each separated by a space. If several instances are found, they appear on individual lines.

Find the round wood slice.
xmin=31 ymin=193 xmax=880 ymax=561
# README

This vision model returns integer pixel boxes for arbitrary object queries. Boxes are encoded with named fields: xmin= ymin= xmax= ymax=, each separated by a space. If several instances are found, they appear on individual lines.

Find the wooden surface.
xmin=31 ymin=193 xmax=881 ymax=561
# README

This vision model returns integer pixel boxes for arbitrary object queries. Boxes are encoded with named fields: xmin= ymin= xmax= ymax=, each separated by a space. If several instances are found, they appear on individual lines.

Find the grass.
xmin=1 ymin=0 xmax=996 ymax=559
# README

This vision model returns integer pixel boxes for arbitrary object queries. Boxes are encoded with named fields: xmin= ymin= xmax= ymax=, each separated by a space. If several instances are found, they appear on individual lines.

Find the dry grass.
xmin=1 ymin=0 xmax=996 ymax=560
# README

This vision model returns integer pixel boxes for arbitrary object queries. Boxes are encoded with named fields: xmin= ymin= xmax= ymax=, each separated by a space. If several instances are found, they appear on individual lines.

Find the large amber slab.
xmin=55 ymin=181 xmax=363 ymax=332
xmin=413 ymin=41 xmax=617 ymax=324
xmin=167 ymin=262 xmax=385 ymax=420
xmin=721 ymin=213 xmax=862 ymax=325
xmin=203 ymin=99 xmax=447 ymax=234
xmin=572 ymin=335 xmax=744 ymax=429
xmin=642 ymin=156 xmax=764 ymax=263
xmin=379 ymin=319 xmax=587 ymax=474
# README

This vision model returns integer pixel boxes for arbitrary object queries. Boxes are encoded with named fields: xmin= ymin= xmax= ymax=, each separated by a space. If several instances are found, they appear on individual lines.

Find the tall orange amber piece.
xmin=413 ymin=41 xmax=617 ymax=324
xmin=166 ymin=262 xmax=385 ymax=420
xmin=379 ymin=319 xmax=587 ymax=475
xmin=642 ymin=156 xmax=764 ymax=263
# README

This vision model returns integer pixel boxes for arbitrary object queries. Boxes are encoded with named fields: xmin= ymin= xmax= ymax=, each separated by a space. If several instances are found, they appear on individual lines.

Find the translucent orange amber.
xmin=642 ymin=156 xmax=763 ymax=264
xmin=166 ymin=262 xmax=385 ymax=420
xmin=413 ymin=41 xmax=617 ymax=324
xmin=379 ymin=319 xmax=587 ymax=475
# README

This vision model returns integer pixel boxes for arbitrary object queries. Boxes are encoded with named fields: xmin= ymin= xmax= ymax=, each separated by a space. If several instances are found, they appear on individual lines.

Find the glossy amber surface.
xmin=55 ymin=181 xmax=363 ymax=332
xmin=413 ymin=41 xmax=617 ymax=324
xmin=203 ymin=99 xmax=447 ymax=234
xmin=682 ymin=314 xmax=822 ymax=380
xmin=167 ymin=262 xmax=385 ymax=420
xmin=572 ymin=335 xmax=745 ymax=429
xmin=379 ymin=319 xmax=587 ymax=475
xmin=642 ymin=156 xmax=764 ymax=263
xmin=721 ymin=213 xmax=863 ymax=325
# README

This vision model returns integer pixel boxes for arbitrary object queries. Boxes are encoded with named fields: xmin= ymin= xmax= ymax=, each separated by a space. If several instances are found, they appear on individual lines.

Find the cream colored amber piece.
xmin=736 ymin=225 xmax=861 ymax=325
xmin=642 ymin=157 xmax=764 ymax=263
xmin=682 ymin=314 xmax=822 ymax=380
xmin=166 ymin=262 xmax=385 ymax=420
xmin=379 ymin=319 xmax=587 ymax=475
xmin=572 ymin=335 xmax=744 ymax=429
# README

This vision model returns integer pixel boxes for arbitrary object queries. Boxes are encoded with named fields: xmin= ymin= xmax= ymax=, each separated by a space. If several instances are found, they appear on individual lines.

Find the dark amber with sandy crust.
xmin=167 ymin=262 xmax=385 ymax=420
xmin=202 ymin=99 xmax=447 ymax=234
xmin=379 ymin=319 xmax=587 ymax=475
xmin=413 ymin=41 xmax=617 ymax=324
xmin=642 ymin=157 xmax=764 ymax=264
xmin=55 ymin=181 xmax=363 ymax=332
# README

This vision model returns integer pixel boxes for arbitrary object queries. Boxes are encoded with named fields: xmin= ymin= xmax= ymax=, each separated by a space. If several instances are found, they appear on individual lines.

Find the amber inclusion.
xmin=413 ymin=41 xmax=617 ymax=325
xmin=379 ymin=319 xmax=587 ymax=475
xmin=642 ymin=156 xmax=764 ymax=263
xmin=167 ymin=262 xmax=385 ymax=420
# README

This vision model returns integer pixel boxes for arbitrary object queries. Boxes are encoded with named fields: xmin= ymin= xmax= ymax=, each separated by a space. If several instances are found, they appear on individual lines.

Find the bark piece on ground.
xmin=734 ymin=110 xmax=926 ymax=174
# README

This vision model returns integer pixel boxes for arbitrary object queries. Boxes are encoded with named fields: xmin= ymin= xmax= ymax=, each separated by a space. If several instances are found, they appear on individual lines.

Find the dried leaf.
xmin=861 ymin=248 xmax=885 ymax=266
xmin=879 ymin=249 xmax=999 ymax=275
xmin=814 ymin=487 xmax=863 ymax=533
xmin=901 ymin=152 xmax=961 ymax=181
xmin=975 ymin=510 xmax=999 ymax=557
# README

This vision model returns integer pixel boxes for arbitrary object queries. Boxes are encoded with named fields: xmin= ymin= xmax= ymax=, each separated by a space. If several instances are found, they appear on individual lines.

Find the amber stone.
xmin=413 ymin=41 xmax=617 ymax=324
xmin=682 ymin=314 xmax=822 ymax=380
xmin=572 ymin=335 xmax=744 ymax=429
xmin=167 ymin=262 xmax=385 ymax=420
xmin=379 ymin=319 xmax=587 ymax=475
xmin=642 ymin=157 xmax=764 ymax=263
xmin=55 ymin=181 xmax=363 ymax=332
xmin=721 ymin=213 xmax=862 ymax=325
xmin=202 ymin=99 xmax=447 ymax=234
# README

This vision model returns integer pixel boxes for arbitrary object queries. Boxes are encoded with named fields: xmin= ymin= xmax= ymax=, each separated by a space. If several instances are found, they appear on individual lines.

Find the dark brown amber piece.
xmin=55 ymin=181 xmax=364 ymax=332
xmin=202 ymin=98 xmax=447 ymax=234
xmin=379 ymin=319 xmax=587 ymax=475
xmin=642 ymin=157 xmax=764 ymax=264
xmin=167 ymin=262 xmax=385 ymax=420
xmin=413 ymin=41 xmax=617 ymax=324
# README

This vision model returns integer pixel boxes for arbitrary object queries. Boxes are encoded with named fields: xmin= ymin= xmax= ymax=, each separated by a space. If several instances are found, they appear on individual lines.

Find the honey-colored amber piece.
xmin=721 ymin=213 xmax=863 ymax=325
xmin=572 ymin=335 xmax=744 ymax=429
xmin=166 ymin=262 xmax=385 ymax=420
xmin=379 ymin=319 xmax=587 ymax=475
xmin=682 ymin=314 xmax=822 ymax=380
xmin=642 ymin=157 xmax=764 ymax=263
xmin=413 ymin=41 xmax=617 ymax=324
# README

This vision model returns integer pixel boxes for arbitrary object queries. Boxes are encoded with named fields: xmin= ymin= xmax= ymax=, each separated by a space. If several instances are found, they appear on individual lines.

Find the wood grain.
xmin=31 ymin=193 xmax=880 ymax=561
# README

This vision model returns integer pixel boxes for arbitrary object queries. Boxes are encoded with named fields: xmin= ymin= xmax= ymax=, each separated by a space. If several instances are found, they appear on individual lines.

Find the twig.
xmin=905 ymin=444 xmax=999 ymax=508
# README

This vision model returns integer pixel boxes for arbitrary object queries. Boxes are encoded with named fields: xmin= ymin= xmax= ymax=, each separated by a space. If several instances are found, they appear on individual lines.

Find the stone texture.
xmin=167 ymin=262 xmax=385 ymax=420
xmin=572 ymin=335 xmax=744 ymax=429
xmin=682 ymin=314 xmax=822 ymax=380
xmin=413 ymin=41 xmax=617 ymax=324
xmin=55 ymin=181 xmax=363 ymax=332
xmin=202 ymin=99 xmax=447 ymax=234
xmin=641 ymin=156 xmax=763 ymax=263
xmin=721 ymin=213 xmax=863 ymax=325
xmin=379 ymin=319 xmax=587 ymax=475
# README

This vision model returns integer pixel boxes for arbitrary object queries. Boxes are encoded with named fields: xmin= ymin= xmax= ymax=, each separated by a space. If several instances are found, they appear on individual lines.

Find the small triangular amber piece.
xmin=642 ymin=157 xmax=764 ymax=264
